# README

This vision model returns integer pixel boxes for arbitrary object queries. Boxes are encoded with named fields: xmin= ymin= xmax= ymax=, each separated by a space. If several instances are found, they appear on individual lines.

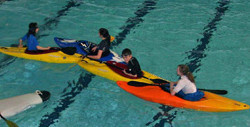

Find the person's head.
xmin=28 ymin=22 xmax=39 ymax=36
xmin=122 ymin=48 xmax=132 ymax=63
xmin=99 ymin=28 xmax=110 ymax=39
xmin=177 ymin=64 xmax=195 ymax=83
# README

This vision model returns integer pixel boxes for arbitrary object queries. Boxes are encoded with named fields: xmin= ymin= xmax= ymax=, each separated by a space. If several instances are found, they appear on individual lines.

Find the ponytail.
xmin=99 ymin=28 xmax=111 ymax=46
xmin=27 ymin=28 xmax=36 ymax=37
xmin=187 ymin=72 xmax=195 ymax=83
xmin=178 ymin=64 xmax=195 ymax=83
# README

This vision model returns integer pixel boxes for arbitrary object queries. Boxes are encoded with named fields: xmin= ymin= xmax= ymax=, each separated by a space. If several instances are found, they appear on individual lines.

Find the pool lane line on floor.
xmin=146 ymin=0 xmax=230 ymax=127
xmin=39 ymin=72 xmax=94 ymax=127
xmin=0 ymin=0 xmax=83 ymax=75
xmin=37 ymin=0 xmax=82 ymax=39
xmin=38 ymin=0 xmax=159 ymax=126
xmin=112 ymin=0 xmax=157 ymax=47
xmin=186 ymin=0 xmax=230 ymax=73
xmin=146 ymin=106 xmax=177 ymax=127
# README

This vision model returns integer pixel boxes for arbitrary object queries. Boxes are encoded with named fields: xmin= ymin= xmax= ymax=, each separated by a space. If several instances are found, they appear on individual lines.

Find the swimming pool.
xmin=0 ymin=0 xmax=249 ymax=126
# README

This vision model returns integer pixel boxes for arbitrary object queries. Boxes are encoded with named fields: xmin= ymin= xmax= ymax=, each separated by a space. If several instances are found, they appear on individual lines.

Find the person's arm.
xmin=171 ymin=80 xmax=185 ymax=96
xmin=33 ymin=36 xmax=50 ymax=50
xmin=18 ymin=39 xmax=23 ymax=48
xmin=18 ymin=34 xmax=28 ymax=48
xmin=122 ymin=70 xmax=137 ymax=77
xmin=91 ymin=46 xmax=97 ymax=52
xmin=170 ymin=82 xmax=177 ymax=95
xmin=36 ymin=46 xmax=51 ymax=50
xmin=87 ymin=50 xmax=103 ymax=59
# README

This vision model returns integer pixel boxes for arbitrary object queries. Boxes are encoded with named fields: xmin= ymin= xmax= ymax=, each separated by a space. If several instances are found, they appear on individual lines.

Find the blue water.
xmin=0 ymin=0 xmax=250 ymax=127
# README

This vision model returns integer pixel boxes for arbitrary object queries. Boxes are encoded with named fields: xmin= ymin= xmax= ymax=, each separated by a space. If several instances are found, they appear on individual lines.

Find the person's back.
xmin=26 ymin=34 xmax=38 ymax=51
xmin=170 ymin=64 xmax=204 ymax=101
xmin=127 ymin=57 xmax=142 ymax=77
xmin=173 ymin=75 xmax=197 ymax=94
xmin=97 ymin=38 xmax=110 ymax=57
xmin=87 ymin=28 xmax=111 ymax=59
xmin=19 ymin=22 xmax=50 ymax=51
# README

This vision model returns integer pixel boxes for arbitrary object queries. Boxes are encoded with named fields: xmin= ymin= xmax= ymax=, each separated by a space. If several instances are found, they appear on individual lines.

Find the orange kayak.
xmin=116 ymin=81 xmax=250 ymax=112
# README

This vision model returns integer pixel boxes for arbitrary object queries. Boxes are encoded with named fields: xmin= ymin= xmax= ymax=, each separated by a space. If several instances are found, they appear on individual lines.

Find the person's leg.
xmin=183 ymin=91 xmax=204 ymax=101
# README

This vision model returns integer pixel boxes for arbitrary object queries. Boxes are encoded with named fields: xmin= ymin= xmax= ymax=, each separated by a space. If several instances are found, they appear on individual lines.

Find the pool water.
xmin=0 ymin=0 xmax=249 ymax=127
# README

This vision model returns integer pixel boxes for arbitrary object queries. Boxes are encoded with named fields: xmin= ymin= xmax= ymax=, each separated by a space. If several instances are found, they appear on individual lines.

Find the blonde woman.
xmin=170 ymin=64 xmax=204 ymax=101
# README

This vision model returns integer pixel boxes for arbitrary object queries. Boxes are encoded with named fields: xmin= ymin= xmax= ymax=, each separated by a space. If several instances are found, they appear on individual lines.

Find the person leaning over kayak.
xmin=122 ymin=48 xmax=143 ymax=78
xmin=18 ymin=22 xmax=50 ymax=51
xmin=170 ymin=64 xmax=204 ymax=101
xmin=87 ymin=28 xmax=111 ymax=59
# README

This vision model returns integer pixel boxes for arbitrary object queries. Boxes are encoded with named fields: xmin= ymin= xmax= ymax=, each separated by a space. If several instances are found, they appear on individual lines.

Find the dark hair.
xmin=178 ymin=64 xmax=195 ymax=83
xmin=122 ymin=48 xmax=132 ymax=56
xmin=99 ymin=28 xmax=110 ymax=45
xmin=28 ymin=22 xmax=38 ymax=37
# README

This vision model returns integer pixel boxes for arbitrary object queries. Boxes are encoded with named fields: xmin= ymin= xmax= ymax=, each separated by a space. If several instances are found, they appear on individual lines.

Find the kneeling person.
xmin=122 ymin=48 xmax=142 ymax=78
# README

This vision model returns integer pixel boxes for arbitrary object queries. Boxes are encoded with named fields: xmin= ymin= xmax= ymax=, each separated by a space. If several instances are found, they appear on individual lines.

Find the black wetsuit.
xmin=126 ymin=57 xmax=142 ymax=77
xmin=97 ymin=39 xmax=110 ymax=57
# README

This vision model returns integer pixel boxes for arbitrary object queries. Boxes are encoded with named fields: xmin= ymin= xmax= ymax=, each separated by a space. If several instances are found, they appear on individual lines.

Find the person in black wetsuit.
xmin=122 ymin=48 xmax=142 ymax=78
xmin=87 ymin=28 xmax=111 ymax=59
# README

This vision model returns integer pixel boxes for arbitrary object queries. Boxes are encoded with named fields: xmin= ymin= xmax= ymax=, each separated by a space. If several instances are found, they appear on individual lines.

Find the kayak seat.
xmin=25 ymin=47 xmax=60 ymax=54
xmin=106 ymin=61 xmax=143 ymax=79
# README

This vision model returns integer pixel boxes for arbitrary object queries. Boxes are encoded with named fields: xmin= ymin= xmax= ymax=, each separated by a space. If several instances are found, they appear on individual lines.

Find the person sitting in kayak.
xmin=87 ymin=28 xmax=111 ymax=59
xmin=170 ymin=64 xmax=204 ymax=101
xmin=122 ymin=48 xmax=143 ymax=78
xmin=18 ymin=22 xmax=50 ymax=51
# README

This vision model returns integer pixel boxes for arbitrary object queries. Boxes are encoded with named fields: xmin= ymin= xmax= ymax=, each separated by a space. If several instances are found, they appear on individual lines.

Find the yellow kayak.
xmin=78 ymin=58 xmax=163 ymax=84
xmin=78 ymin=58 xmax=250 ymax=112
xmin=0 ymin=47 xmax=82 ymax=63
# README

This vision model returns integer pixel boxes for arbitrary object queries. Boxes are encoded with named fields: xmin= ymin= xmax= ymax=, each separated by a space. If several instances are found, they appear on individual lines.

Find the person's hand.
xmin=122 ymin=69 xmax=126 ymax=74
xmin=91 ymin=46 xmax=97 ymax=52
xmin=81 ymin=55 xmax=86 ymax=59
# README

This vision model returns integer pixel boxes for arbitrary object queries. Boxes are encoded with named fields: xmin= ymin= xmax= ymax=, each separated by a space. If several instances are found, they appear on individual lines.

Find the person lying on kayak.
xmin=170 ymin=64 xmax=204 ymax=101
xmin=122 ymin=48 xmax=143 ymax=78
xmin=18 ymin=22 xmax=50 ymax=51
xmin=87 ymin=28 xmax=111 ymax=59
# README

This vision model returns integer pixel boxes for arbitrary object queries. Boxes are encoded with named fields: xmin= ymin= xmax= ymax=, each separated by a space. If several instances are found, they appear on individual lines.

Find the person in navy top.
xmin=87 ymin=28 xmax=111 ymax=59
xmin=18 ymin=22 xmax=50 ymax=51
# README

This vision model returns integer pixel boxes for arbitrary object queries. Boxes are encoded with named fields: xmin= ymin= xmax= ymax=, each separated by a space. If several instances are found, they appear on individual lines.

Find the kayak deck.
xmin=78 ymin=58 xmax=165 ymax=84
xmin=0 ymin=47 xmax=82 ymax=63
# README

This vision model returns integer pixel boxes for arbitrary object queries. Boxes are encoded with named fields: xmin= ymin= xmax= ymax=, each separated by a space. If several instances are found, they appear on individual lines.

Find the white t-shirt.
xmin=173 ymin=76 xmax=197 ymax=94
